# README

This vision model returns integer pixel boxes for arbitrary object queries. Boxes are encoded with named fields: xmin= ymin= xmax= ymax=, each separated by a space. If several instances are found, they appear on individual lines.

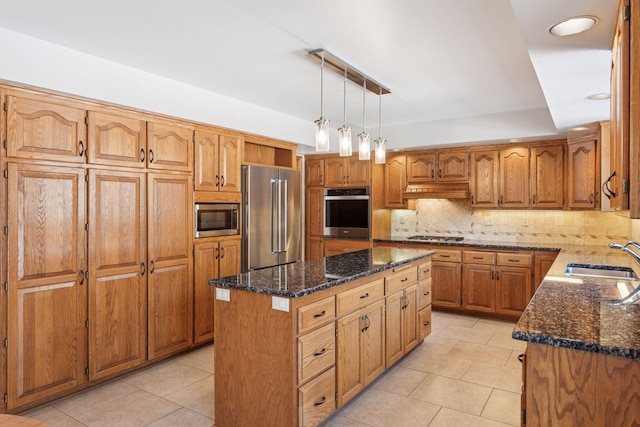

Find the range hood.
xmin=403 ymin=182 xmax=470 ymax=199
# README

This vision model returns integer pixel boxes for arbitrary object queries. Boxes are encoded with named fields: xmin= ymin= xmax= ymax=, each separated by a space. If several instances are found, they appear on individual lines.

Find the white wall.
xmin=0 ymin=27 xmax=313 ymax=147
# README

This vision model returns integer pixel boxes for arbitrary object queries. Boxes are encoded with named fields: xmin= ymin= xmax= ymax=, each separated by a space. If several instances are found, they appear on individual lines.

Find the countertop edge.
xmin=373 ymin=237 xmax=561 ymax=252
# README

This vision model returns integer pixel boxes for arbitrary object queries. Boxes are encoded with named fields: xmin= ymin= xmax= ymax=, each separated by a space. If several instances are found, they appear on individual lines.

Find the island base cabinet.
xmin=525 ymin=343 xmax=640 ymax=426
xmin=419 ymin=306 xmax=432 ymax=340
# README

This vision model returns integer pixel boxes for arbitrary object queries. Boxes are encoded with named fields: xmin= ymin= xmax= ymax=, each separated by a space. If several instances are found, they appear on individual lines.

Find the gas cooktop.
xmin=406 ymin=235 xmax=464 ymax=242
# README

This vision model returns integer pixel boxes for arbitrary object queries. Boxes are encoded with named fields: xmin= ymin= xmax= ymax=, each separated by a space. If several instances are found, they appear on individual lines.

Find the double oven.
xmin=323 ymin=187 xmax=370 ymax=238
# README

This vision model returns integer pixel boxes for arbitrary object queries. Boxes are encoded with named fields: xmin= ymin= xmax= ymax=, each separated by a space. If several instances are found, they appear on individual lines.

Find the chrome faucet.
xmin=608 ymin=242 xmax=640 ymax=266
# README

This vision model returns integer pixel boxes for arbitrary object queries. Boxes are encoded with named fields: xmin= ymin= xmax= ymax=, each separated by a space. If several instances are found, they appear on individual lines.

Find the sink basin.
xmin=564 ymin=263 xmax=638 ymax=280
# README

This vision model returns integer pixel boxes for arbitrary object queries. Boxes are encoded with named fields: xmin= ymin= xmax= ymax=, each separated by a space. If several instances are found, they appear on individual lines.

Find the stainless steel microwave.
xmin=194 ymin=203 xmax=239 ymax=238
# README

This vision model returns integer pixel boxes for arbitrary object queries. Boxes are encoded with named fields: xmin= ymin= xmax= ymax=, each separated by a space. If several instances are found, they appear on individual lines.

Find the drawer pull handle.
xmin=508 ymin=258 xmax=520 ymax=262
xmin=313 ymin=310 xmax=326 ymax=318
xmin=422 ymin=269 xmax=430 ymax=273
xmin=423 ymin=291 xmax=430 ymax=296
xmin=401 ymin=277 xmax=408 ymax=283
xmin=314 ymin=396 xmax=326 ymax=406
xmin=473 ymin=256 xmax=483 ymax=260
xmin=439 ymin=254 xmax=451 ymax=258
xmin=313 ymin=348 xmax=326 ymax=357
xmin=423 ymin=321 xmax=430 ymax=326
xmin=360 ymin=293 xmax=369 ymax=299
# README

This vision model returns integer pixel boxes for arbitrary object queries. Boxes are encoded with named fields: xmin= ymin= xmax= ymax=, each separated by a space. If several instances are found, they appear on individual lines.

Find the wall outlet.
xmin=272 ymin=296 xmax=290 ymax=312
xmin=484 ymin=217 xmax=493 ymax=226
xmin=216 ymin=288 xmax=230 ymax=302
xmin=399 ymin=213 xmax=405 ymax=224
xmin=522 ymin=217 xmax=529 ymax=227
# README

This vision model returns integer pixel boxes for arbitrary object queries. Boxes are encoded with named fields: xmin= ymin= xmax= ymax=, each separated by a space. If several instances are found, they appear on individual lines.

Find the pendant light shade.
xmin=374 ymin=89 xmax=387 ymax=164
xmin=338 ymin=68 xmax=352 ymax=157
xmin=358 ymin=78 xmax=371 ymax=160
xmin=315 ymin=56 xmax=330 ymax=152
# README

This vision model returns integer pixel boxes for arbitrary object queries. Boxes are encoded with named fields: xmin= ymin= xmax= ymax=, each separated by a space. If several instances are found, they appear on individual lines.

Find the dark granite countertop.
xmin=512 ymin=244 xmax=640 ymax=359
xmin=209 ymin=247 xmax=434 ymax=298
xmin=374 ymin=235 xmax=561 ymax=252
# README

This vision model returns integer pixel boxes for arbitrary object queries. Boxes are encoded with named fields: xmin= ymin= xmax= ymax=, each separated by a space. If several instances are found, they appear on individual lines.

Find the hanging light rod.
xmin=307 ymin=48 xmax=391 ymax=95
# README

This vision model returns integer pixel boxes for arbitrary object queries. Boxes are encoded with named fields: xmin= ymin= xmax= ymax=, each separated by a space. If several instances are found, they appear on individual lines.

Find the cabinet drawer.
xmin=497 ymin=252 xmax=532 ymax=267
xmin=298 ymin=296 xmax=335 ymax=334
xmin=463 ymin=250 xmax=495 ymax=265
xmin=336 ymin=279 xmax=384 ymax=316
xmin=419 ymin=305 xmax=432 ymax=338
xmin=298 ymin=323 xmax=335 ymax=384
xmin=419 ymin=278 xmax=432 ymax=310
xmin=433 ymin=249 xmax=461 ymax=262
xmin=299 ymin=367 xmax=335 ymax=427
xmin=418 ymin=261 xmax=432 ymax=280
xmin=385 ymin=267 xmax=418 ymax=294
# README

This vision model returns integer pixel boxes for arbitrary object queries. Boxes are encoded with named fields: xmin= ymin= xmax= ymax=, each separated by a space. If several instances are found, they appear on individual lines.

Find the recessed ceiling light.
xmin=586 ymin=93 xmax=610 ymax=100
xmin=549 ymin=16 xmax=598 ymax=36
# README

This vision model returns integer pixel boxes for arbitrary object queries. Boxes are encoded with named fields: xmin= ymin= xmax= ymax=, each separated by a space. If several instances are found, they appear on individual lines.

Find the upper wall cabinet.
xmin=385 ymin=155 xmax=407 ymax=208
xmin=324 ymin=155 xmax=370 ymax=188
xmin=305 ymin=157 xmax=325 ymax=187
xmin=406 ymin=151 xmax=468 ymax=183
xmin=5 ymin=91 xmax=87 ymax=163
xmin=567 ymin=133 xmax=600 ymax=210
xmin=499 ymin=147 xmax=530 ymax=208
xmin=469 ymin=151 xmax=499 ymax=208
xmin=530 ymin=145 xmax=564 ymax=209
xmin=87 ymin=110 xmax=147 ymax=168
xmin=147 ymin=120 xmax=194 ymax=172
xmin=194 ymin=128 xmax=241 ymax=192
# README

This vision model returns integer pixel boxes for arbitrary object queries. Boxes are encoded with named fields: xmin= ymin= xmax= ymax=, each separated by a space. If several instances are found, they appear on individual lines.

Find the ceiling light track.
xmin=307 ymin=48 xmax=391 ymax=96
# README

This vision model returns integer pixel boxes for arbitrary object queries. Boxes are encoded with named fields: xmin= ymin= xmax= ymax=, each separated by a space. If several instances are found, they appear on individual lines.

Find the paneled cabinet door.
xmin=148 ymin=173 xmax=193 ymax=359
xmin=499 ymin=147 xmax=530 ymax=208
xmin=147 ymin=121 xmax=194 ymax=172
xmin=385 ymin=291 xmax=404 ymax=366
xmin=530 ymin=145 xmax=564 ymax=209
xmin=347 ymin=157 xmax=371 ymax=187
xmin=194 ymin=129 xmax=220 ymax=191
xmin=87 ymin=110 xmax=146 ymax=168
xmin=194 ymin=242 xmax=219 ymax=344
xmin=324 ymin=158 xmax=348 ymax=187
xmin=5 ymin=93 xmax=87 ymax=163
xmin=462 ymin=264 xmax=495 ymax=312
xmin=362 ymin=300 xmax=385 ymax=386
xmin=407 ymin=154 xmax=435 ymax=183
xmin=431 ymin=261 xmax=461 ymax=308
xmin=336 ymin=310 xmax=364 ymax=407
xmin=88 ymin=169 xmax=147 ymax=380
xmin=496 ymin=267 xmax=531 ymax=316
xmin=305 ymin=157 xmax=325 ymax=186
xmin=7 ymin=163 xmax=87 ymax=410
xmin=385 ymin=156 xmax=407 ymax=208
xmin=401 ymin=284 xmax=419 ymax=353
xmin=470 ymin=151 xmax=499 ymax=208
xmin=306 ymin=187 xmax=324 ymax=237
xmin=568 ymin=139 xmax=599 ymax=209
xmin=437 ymin=152 xmax=469 ymax=182
xmin=307 ymin=236 xmax=324 ymax=261
xmin=218 ymin=134 xmax=242 ymax=192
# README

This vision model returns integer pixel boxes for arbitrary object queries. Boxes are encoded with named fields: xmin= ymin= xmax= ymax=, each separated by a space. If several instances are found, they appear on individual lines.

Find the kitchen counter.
xmin=209 ymin=246 xmax=434 ymax=298
xmin=512 ymin=244 xmax=640 ymax=359
xmin=374 ymin=235 xmax=562 ymax=252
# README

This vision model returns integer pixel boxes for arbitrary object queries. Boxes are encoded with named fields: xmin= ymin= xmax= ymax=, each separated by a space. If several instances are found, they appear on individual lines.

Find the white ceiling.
xmin=0 ymin=0 xmax=617 ymax=152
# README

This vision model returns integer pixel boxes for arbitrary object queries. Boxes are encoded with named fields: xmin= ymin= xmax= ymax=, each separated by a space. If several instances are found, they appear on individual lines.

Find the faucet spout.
xmin=609 ymin=242 xmax=640 ymax=266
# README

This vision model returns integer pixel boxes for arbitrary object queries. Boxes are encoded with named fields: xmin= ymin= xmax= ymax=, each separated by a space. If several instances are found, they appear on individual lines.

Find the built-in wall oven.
xmin=323 ymin=187 xmax=370 ymax=238
xmin=194 ymin=203 xmax=239 ymax=238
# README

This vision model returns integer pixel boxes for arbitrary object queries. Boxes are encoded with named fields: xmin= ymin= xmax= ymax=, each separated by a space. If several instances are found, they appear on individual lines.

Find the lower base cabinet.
xmin=324 ymin=238 xmax=371 ymax=257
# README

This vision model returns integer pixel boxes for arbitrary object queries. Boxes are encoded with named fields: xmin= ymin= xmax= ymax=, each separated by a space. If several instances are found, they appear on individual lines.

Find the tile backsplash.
xmin=391 ymin=199 xmax=634 ymax=246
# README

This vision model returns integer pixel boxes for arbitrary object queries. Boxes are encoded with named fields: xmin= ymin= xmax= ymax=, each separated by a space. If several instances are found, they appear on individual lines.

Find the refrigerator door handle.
xmin=271 ymin=179 xmax=279 ymax=254
xmin=281 ymin=179 xmax=288 ymax=253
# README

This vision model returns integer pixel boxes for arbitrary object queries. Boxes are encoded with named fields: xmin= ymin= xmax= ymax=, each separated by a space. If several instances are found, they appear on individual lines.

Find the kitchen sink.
xmin=564 ymin=263 xmax=638 ymax=280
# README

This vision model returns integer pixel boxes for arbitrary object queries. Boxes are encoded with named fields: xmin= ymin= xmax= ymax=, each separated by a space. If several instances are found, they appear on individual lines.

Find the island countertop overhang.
xmin=209 ymin=247 xmax=434 ymax=298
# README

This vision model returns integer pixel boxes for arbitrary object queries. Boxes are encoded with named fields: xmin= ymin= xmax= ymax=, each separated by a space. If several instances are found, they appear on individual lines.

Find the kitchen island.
xmin=210 ymin=247 xmax=433 ymax=427
xmin=513 ymin=246 xmax=640 ymax=426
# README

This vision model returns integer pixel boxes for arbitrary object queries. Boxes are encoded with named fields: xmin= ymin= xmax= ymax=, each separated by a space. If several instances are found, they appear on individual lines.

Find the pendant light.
xmin=358 ymin=78 xmax=371 ymax=160
xmin=314 ymin=56 xmax=330 ymax=152
xmin=374 ymin=88 xmax=386 ymax=164
xmin=338 ymin=68 xmax=352 ymax=157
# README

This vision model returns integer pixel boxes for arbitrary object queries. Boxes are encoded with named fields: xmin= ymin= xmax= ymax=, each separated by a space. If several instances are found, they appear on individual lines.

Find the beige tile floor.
xmin=22 ymin=311 xmax=524 ymax=427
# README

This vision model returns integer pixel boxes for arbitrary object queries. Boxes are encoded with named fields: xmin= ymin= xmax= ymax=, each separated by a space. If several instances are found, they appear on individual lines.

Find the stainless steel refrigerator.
xmin=242 ymin=165 xmax=301 ymax=271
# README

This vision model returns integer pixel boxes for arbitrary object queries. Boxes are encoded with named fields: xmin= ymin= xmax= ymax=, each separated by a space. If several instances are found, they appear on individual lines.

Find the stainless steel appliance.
xmin=242 ymin=165 xmax=301 ymax=271
xmin=194 ymin=203 xmax=239 ymax=238
xmin=324 ymin=187 xmax=370 ymax=238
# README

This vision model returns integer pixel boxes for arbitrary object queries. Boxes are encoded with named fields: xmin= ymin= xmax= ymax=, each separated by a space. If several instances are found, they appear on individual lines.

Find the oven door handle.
xmin=323 ymin=195 xmax=370 ymax=200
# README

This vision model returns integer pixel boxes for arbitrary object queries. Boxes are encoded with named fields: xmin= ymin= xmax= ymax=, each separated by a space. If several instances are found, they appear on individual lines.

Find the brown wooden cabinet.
xmin=5 ymin=91 xmax=87 ymax=163
xmin=193 ymin=237 xmax=240 ymax=344
xmin=194 ymin=128 xmax=241 ymax=192
xmin=567 ymin=137 xmax=599 ymax=209
xmin=438 ymin=151 xmax=469 ymax=182
xmin=470 ymin=150 xmax=499 ymax=208
xmin=406 ymin=153 xmax=435 ymax=182
xmin=530 ymin=145 xmax=564 ymax=209
xmin=305 ymin=157 xmax=325 ymax=186
xmin=88 ymin=169 xmax=147 ymax=381
xmin=7 ymin=163 xmax=88 ymax=409
xmin=147 ymin=173 xmax=193 ymax=360
xmin=324 ymin=155 xmax=370 ymax=187
xmin=87 ymin=110 xmax=146 ymax=168
xmin=324 ymin=239 xmax=371 ymax=257
xmin=305 ymin=186 xmax=324 ymax=260
xmin=499 ymin=147 xmax=530 ymax=208
xmin=495 ymin=254 xmax=532 ymax=316
xmin=432 ymin=260 xmax=462 ymax=308
xmin=385 ymin=155 xmax=407 ymax=208
xmin=533 ymin=250 xmax=558 ymax=296
xmin=385 ymin=283 xmax=419 ymax=366
xmin=146 ymin=120 xmax=193 ymax=172
xmin=462 ymin=259 xmax=496 ymax=313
